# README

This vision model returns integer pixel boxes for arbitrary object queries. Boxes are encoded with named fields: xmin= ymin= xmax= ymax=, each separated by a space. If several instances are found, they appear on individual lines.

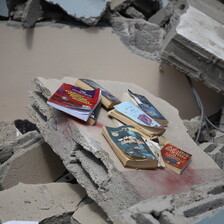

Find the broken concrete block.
xmin=161 ymin=5 xmax=224 ymax=95
xmin=72 ymin=198 xmax=109 ymax=224
xmin=22 ymin=0 xmax=43 ymax=28
xmin=0 ymin=121 xmax=21 ymax=144
xmin=109 ymin=0 xmax=133 ymax=12
xmin=28 ymin=77 xmax=224 ymax=221
xmin=0 ymin=130 xmax=66 ymax=189
xmin=0 ymin=182 xmax=86 ymax=223
xmin=44 ymin=0 xmax=107 ymax=26
xmin=112 ymin=17 xmax=165 ymax=61
xmin=10 ymin=2 xmax=26 ymax=21
xmin=123 ymin=6 xmax=145 ymax=19
xmin=0 ymin=0 xmax=9 ymax=17
xmin=115 ymin=178 xmax=224 ymax=224
xmin=183 ymin=116 xmax=202 ymax=139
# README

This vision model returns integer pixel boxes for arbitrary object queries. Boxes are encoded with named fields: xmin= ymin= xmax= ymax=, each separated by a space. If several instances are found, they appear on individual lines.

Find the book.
xmin=47 ymin=83 xmax=101 ymax=122
xmin=128 ymin=89 xmax=168 ymax=126
xmin=161 ymin=144 xmax=192 ymax=174
xmin=102 ymin=125 xmax=158 ymax=169
xmin=108 ymin=101 xmax=166 ymax=137
xmin=75 ymin=78 xmax=121 ymax=109
xmin=87 ymin=102 xmax=102 ymax=125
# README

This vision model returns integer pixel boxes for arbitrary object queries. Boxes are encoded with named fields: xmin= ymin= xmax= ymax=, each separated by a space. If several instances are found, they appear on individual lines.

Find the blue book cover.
xmin=105 ymin=125 xmax=156 ymax=159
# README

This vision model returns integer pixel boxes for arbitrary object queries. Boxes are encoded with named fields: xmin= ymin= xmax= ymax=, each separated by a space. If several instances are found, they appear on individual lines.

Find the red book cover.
xmin=161 ymin=144 xmax=192 ymax=174
xmin=47 ymin=83 xmax=101 ymax=122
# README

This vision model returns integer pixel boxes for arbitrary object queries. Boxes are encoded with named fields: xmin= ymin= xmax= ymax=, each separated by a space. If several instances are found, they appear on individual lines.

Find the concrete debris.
xmin=123 ymin=6 xmax=145 ymax=19
xmin=72 ymin=196 xmax=110 ymax=223
xmin=0 ymin=182 xmax=86 ymax=223
xmin=183 ymin=116 xmax=202 ymax=139
xmin=0 ymin=130 xmax=66 ymax=189
xmin=161 ymin=4 xmax=224 ymax=95
xmin=200 ymin=142 xmax=224 ymax=169
xmin=44 ymin=0 xmax=108 ymax=26
xmin=27 ymin=77 xmax=223 ymax=221
xmin=109 ymin=0 xmax=133 ymax=12
xmin=22 ymin=0 xmax=43 ymax=28
xmin=148 ymin=0 xmax=183 ymax=27
xmin=10 ymin=2 xmax=26 ymax=21
xmin=112 ymin=17 xmax=165 ymax=61
xmin=0 ymin=121 xmax=21 ymax=144
xmin=0 ymin=0 xmax=9 ymax=17
xmin=114 ymin=178 xmax=224 ymax=224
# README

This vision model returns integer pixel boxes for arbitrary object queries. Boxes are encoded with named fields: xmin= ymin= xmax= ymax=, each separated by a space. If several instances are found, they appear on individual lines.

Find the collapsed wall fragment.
xmin=161 ymin=3 xmax=224 ymax=95
xmin=27 ymin=77 xmax=224 ymax=221
xmin=114 ymin=178 xmax=224 ymax=224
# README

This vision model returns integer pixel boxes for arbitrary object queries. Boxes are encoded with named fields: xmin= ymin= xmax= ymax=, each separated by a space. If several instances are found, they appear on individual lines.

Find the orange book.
xmin=161 ymin=144 xmax=192 ymax=175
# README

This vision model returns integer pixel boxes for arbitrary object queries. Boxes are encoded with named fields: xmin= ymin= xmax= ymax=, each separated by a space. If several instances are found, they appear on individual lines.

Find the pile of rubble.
xmin=1 ymin=0 xmax=224 ymax=223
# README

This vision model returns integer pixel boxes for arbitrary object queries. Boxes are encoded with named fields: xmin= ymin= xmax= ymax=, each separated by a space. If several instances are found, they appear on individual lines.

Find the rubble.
xmin=22 ymin=0 xmax=43 ymax=28
xmin=44 ymin=0 xmax=108 ymax=26
xmin=0 ymin=182 xmax=86 ymax=223
xmin=0 ymin=130 xmax=66 ymax=189
xmin=161 ymin=4 xmax=224 ymax=95
xmin=109 ymin=0 xmax=133 ymax=12
xmin=72 ymin=196 xmax=110 ymax=223
xmin=27 ymin=77 xmax=223 ymax=221
xmin=112 ymin=17 xmax=165 ymax=61
xmin=114 ymin=178 xmax=224 ymax=224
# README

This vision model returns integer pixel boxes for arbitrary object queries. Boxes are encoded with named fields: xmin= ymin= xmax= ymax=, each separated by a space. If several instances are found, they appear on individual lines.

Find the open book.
xmin=47 ymin=83 xmax=101 ymax=122
xmin=108 ymin=101 xmax=165 ymax=137
xmin=102 ymin=125 xmax=158 ymax=169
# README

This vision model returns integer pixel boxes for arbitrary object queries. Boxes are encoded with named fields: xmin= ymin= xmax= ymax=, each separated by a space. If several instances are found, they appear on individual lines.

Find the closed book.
xmin=102 ymin=125 xmax=158 ymax=169
xmin=75 ymin=78 xmax=120 ymax=109
xmin=161 ymin=144 xmax=192 ymax=174
xmin=47 ymin=83 xmax=101 ymax=122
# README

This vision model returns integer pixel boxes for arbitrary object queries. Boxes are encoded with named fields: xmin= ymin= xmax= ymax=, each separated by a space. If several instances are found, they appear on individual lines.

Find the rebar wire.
xmin=186 ymin=75 xmax=224 ymax=143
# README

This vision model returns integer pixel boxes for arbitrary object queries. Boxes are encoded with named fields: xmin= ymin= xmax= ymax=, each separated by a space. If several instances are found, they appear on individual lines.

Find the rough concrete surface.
xmin=0 ymin=130 xmax=66 ymax=189
xmin=72 ymin=200 xmax=110 ymax=224
xmin=161 ymin=5 xmax=224 ymax=94
xmin=45 ymin=0 xmax=107 ymax=25
xmin=112 ymin=17 xmax=165 ymax=61
xmin=27 ymin=77 xmax=224 ymax=221
xmin=0 ymin=182 xmax=86 ymax=223
xmin=0 ymin=121 xmax=21 ymax=144
xmin=22 ymin=0 xmax=43 ymax=28
xmin=114 ymin=179 xmax=224 ymax=224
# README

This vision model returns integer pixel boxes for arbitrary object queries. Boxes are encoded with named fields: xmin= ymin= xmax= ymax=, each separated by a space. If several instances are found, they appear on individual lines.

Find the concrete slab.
xmin=72 ymin=200 xmax=109 ymax=224
xmin=0 ymin=182 xmax=86 ymax=223
xmin=44 ymin=0 xmax=107 ymax=25
xmin=0 ymin=130 xmax=66 ymax=189
xmin=28 ymin=77 xmax=224 ymax=220
xmin=114 ymin=179 xmax=224 ymax=224
xmin=161 ymin=5 xmax=224 ymax=94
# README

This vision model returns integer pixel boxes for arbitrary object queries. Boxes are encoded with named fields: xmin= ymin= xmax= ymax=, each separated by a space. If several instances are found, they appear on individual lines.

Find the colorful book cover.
xmin=114 ymin=101 xmax=163 ymax=128
xmin=47 ymin=83 xmax=101 ymax=121
xmin=78 ymin=78 xmax=120 ymax=104
xmin=161 ymin=144 xmax=192 ymax=174
xmin=105 ymin=125 xmax=156 ymax=159
xmin=128 ymin=89 xmax=167 ymax=121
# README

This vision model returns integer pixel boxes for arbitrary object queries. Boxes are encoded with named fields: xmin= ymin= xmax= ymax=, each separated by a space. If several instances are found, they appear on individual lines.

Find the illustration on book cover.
xmin=107 ymin=125 xmax=156 ymax=159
